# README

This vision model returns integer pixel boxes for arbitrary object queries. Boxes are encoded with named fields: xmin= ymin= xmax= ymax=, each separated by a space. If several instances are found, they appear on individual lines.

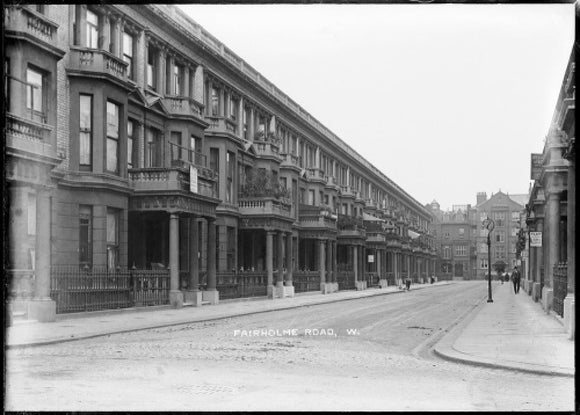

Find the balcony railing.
xmin=129 ymin=167 xmax=217 ymax=199
xmin=306 ymin=167 xmax=327 ymax=182
xmin=206 ymin=116 xmax=238 ymax=135
xmin=6 ymin=113 xmax=56 ymax=159
xmin=280 ymin=152 xmax=300 ymax=166
xmin=5 ymin=6 xmax=59 ymax=45
xmin=162 ymin=96 xmax=204 ymax=119
xmin=238 ymin=196 xmax=292 ymax=217
xmin=68 ymin=46 xmax=128 ymax=83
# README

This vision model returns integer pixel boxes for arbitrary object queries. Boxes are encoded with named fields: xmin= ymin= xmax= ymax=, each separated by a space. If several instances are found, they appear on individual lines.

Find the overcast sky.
xmin=178 ymin=3 xmax=574 ymax=211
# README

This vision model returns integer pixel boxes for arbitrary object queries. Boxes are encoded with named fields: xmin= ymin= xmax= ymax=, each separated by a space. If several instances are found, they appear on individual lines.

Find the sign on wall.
xmin=189 ymin=166 xmax=198 ymax=193
xmin=530 ymin=153 xmax=543 ymax=180
xmin=368 ymin=255 xmax=374 ymax=263
xmin=529 ymin=231 xmax=542 ymax=247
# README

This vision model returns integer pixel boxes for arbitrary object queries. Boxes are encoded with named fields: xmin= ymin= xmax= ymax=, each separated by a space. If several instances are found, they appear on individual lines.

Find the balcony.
xmin=168 ymin=142 xmax=215 ymax=180
xmin=6 ymin=113 xmax=58 ymax=162
xmin=557 ymin=96 xmax=574 ymax=131
xmin=238 ymin=197 xmax=292 ymax=218
xmin=337 ymin=214 xmax=366 ymax=239
xmin=67 ymin=46 xmax=128 ymax=86
xmin=325 ymin=176 xmax=340 ymax=190
xmin=306 ymin=167 xmax=327 ymax=183
xmin=129 ymin=167 xmax=217 ymax=199
xmin=5 ymin=6 xmax=63 ymax=57
xmin=206 ymin=116 xmax=238 ymax=137
xmin=299 ymin=204 xmax=337 ymax=230
xmin=162 ymin=96 xmax=205 ymax=122
xmin=339 ymin=185 xmax=359 ymax=199
xmin=254 ymin=141 xmax=281 ymax=160
xmin=280 ymin=152 xmax=300 ymax=167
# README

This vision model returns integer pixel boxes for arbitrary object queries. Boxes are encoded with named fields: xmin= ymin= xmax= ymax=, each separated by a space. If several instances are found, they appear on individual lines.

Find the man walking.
xmin=512 ymin=266 xmax=521 ymax=294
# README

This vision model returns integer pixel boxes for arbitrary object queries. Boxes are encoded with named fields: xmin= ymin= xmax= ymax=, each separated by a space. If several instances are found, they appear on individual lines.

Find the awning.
xmin=408 ymin=229 xmax=420 ymax=239
xmin=363 ymin=212 xmax=385 ymax=222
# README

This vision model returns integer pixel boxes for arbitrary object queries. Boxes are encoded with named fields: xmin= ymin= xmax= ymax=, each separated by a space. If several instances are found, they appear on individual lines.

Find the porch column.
xmin=285 ymin=233 xmax=293 ymax=286
xmin=249 ymin=107 xmax=255 ymax=141
xmin=377 ymin=249 xmax=382 ymax=279
xmin=564 ymin=157 xmax=575 ymax=338
xmin=276 ymin=232 xmax=284 ymax=287
xmin=185 ymin=217 xmax=201 ymax=306
xmin=393 ymin=252 xmax=399 ymax=282
xmin=207 ymin=218 xmax=217 ymax=290
xmin=534 ymin=218 xmax=544 ymax=285
xmin=546 ymin=192 xmax=560 ymax=290
xmin=28 ymin=188 xmax=55 ymax=322
xmin=266 ymin=230 xmax=274 ymax=287
xmin=326 ymin=239 xmax=332 ymax=285
xmin=353 ymin=246 xmax=358 ymax=281
xmin=169 ymin=213 xmax=183 ymax=308
xmin=203 ymin=218 xmax=219 ymax=304
xmin=319 ymin=239 xmax=326 ymax=286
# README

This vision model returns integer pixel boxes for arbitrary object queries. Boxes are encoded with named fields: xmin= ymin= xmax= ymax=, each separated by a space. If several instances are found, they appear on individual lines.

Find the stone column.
xmin=393 ymin=251 xmax=399 ymax=285
xmin=564 ymin=158 xmax=575 ymax=338
xmin=169 ymin=213 xmax=183 ymax=308
xmin=135 ymin=30 xmax=145 ymax=87
xmin=194 ymin=65 xmax=204 ymax=104
xmin=543 ymin=192 xmax=560 ymax=311
xmin=332 ymin=241 xmax=337 ymax=285
xmin=238 ymin=97 xmax=244 ymax=139
xmin=183 ymin=66 xmax=190 ymax=98
xmin=324 ymin=239 xmax=332 ymax=293
xmin=266 ymin=231 xmax=274 ymax=297
xmin=27 ymin=188 xmax=56 ymax=322
xmin=353 ymin=246 xmax=358 ymax=282
xmin=532 ymin=217 xmax=543 ymax=302
xmin=249 ymin=108 xmax=255 ymax=141
xmin=185 ymin=217 xmax=201 ymax=306
xmin=276 ymin=232 xmax=284 ymax=287
xmin=319 ymin=239 xmax=326 ymax=290
xmin=203 ymin=218 xmax=218 ymax=304
xmin=285 ymin=233 xmax=293 ymax=286
xmin=157 ymin=48 xmax=166 ymax=95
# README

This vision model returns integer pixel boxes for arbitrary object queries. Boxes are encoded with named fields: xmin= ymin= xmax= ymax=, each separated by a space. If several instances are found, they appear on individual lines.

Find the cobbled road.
xmin=6 ymin=282 xmax=574 ymax=411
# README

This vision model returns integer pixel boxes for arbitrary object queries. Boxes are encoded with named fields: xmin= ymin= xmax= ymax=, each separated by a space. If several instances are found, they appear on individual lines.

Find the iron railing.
xmin=553 ymin=262 xmax=567 ymax=317
xmin=50 ymin=266 xmax=169 ymax=314
xmin=293 ymin=271 xmax=320 ymax=293
xmin=337 ymin=271 xmax=355 ymax=290
xmin=365 ymin=272 xmax=379 ymax=287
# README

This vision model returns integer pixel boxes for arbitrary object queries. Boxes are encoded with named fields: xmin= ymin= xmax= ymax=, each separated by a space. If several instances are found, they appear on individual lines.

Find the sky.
xmin=178 ymin=3 xmax=574 ymax=211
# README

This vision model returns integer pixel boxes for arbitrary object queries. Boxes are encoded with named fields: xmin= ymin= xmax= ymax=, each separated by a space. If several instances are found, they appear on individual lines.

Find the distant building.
xmin=474 ymin=191 xmax=525 ymax=280
xmin=427 ymin=201 xmax=477 ymax=280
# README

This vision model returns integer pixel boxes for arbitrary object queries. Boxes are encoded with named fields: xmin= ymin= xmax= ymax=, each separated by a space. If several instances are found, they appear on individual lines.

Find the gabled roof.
xmin=508 ymin=193 xmax=529 ymax=207
xmin=476 ymin=191 xmax=525 ymax=210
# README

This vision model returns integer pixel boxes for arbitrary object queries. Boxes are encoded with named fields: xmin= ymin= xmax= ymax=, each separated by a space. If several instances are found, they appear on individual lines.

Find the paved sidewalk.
xmin=434 ymin=281 xmax=575 ymax=377
xmin=6 ymin=281 xmax=449 ymax=348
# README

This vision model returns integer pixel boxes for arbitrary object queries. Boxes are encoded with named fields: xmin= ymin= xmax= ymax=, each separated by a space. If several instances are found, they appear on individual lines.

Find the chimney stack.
xmin=477 ymin=192 xmax=487 ymax=205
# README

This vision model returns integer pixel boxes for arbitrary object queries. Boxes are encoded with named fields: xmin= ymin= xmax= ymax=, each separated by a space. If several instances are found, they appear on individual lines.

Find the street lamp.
xmin=482 ymin=217 xmax=495 ymax=303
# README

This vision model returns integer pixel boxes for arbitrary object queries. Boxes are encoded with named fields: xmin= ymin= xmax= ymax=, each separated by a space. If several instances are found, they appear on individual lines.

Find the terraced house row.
xmin=5 ymin=4 xmax=436 ymax=323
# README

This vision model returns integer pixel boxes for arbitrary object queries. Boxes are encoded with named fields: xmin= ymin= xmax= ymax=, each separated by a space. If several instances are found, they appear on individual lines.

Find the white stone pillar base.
xmin=274 ymin=285 xmax=295 ymax=298
xmin=27 ymin=298 xmax=56 ymax=322
xmin=532 ymin=283 xmax=541 ymax=302
xmin=184 ymin=290 xmax=203 ymax=306
xmin=563 ymin=294 xmax=575 ymax=339
xmin=202 ymin=289 xmax=219 ymax=305
xmin=355 ymin=281 xmax=366 ymax=291
xmin=169 ymin=290 xmax=184 ymax=308
xmin=321 ymin=283 xmax=335 ymax=294
xmin=379 ymin=279 xmax=389 ymax=288
xmin=541 ymin=287 xmax=553 ymax=313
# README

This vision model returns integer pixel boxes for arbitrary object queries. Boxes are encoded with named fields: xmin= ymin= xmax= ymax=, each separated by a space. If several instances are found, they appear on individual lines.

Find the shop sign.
xmin=530 ymin=231 xmax=542 ymax=247
xmin=368 ymin=255 xmax=374 ymax=263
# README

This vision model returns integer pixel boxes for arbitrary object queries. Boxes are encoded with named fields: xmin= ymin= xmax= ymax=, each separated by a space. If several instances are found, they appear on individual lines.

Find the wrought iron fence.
xmin=365 ymin=272 xmax=379 ymax=287
xmin=337 ymin=271 xmax=355 ymax=290
xmin=553 ymin=262 xmax=567 ymax=317
xmin=293 ymin=271 xmax=320 ymax=293
xmin=199 ymin=271 xmax=269 ymax=299
xmin=50 ymin=266 xmax=169 ymax=314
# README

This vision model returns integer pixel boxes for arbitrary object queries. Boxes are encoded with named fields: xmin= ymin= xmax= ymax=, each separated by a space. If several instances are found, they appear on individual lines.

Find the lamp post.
xmin=482 ymin=217 xmax=495 ymax=303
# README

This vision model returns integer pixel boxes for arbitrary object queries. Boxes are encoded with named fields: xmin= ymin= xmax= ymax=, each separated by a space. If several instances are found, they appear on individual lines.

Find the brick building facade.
xmin=5 ymin=4 xmax=437 ymax=323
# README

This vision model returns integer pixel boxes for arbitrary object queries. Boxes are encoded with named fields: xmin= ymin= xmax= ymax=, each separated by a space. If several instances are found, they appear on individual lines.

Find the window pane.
xmin=79 ymin=95 xmax=92 ymax=166
xmin=122 ymin=32 xmax=133 ymax=57
xmin=107 ymin=138 xmax=118 ymax=172
xmin=106 ymin=101 xmax=119 ymax=139
xmin=107 ymin=210 xmax=117 ymax=244
xmin=26 ymin=68 xmax=43 ymax=112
